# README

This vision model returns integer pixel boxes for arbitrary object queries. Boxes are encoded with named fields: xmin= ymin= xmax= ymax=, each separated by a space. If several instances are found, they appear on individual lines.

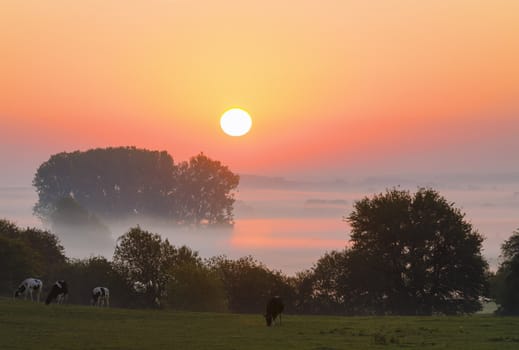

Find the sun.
xmin=220 ymin=108 xmax=252 ymax=137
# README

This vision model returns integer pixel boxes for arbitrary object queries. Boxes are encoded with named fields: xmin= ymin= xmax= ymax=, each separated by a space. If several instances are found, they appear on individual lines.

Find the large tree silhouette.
xmin=174 ymin=153 xmax=239 ymax=225
xmin=494 ymin=229 xmax=519 ymax=315
xmin=113 ymin=226 xmax=200 ymax=307
xmin=335 ymin=188 xmax=487 ymax=315
xmin=33 ymin=147 xmax=176 ymax=219
xmin=33 ymin=147 xmax=239 ymax=225
xmin=0 ymin=219 xmax=66 ymax=294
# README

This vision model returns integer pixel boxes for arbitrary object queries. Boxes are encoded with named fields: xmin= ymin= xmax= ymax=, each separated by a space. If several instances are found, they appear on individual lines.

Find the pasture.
xmin=1 ymin=298 xmax=518 ymax=350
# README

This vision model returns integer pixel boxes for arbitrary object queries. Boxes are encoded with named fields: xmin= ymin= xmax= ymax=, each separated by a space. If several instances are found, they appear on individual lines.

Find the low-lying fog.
xmin=1 ymin=174 xmax=518 ymax=275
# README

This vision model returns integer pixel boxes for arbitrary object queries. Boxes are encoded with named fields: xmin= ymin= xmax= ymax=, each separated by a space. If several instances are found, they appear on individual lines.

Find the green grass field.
xmin=1 ymin=298 xmax=518 ymax=350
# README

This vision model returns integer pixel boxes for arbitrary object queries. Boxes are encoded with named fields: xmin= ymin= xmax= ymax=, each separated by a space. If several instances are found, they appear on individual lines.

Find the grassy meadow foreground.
xmin=1 ymin=298 xmax=519 ymax=350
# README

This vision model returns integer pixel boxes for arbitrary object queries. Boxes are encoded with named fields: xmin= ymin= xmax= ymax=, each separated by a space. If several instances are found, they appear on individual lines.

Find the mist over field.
xmin=1 ymin=173 xmax=517 ymax=275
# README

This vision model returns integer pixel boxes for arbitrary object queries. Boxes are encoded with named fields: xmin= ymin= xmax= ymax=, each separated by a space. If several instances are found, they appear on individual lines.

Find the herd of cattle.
xmin=13 ymin=277 xmax=284 ymax=326
xmin=13 ymin=278 xmax=110 ymax=307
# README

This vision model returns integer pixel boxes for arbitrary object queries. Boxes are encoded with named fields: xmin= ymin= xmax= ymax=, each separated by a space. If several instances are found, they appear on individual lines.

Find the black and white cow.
xmin=91 ymin=287 xmax=110 ymax=307
xmin=14 ymin=278 xmax=43 ymax=302
xmin=265 ymin=296 xmax=284 ymax=327
xmin=45 ymin=280 xmax=68 ymax=305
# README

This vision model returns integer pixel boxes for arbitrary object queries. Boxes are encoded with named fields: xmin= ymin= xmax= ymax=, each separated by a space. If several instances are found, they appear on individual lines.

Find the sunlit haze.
xmin=1 ymin=0 xmax=518 ymax=274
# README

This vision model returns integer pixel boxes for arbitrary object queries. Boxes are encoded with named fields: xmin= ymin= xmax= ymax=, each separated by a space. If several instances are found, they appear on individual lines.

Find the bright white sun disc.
xmin=220 ymin=108 xmax=252 ymax=137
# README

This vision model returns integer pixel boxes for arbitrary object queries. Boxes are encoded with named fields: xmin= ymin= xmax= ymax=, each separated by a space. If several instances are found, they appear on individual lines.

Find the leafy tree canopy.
xmin=165 ymin=261 xmax=228 ymax=312
xmin=293 ymin=251 xmax=351 ymax=315
xmin=501 ymin=229 xmax=519 ymax=262
xmin=334 ymin=188 xmax=488 ymax=315
xmin=174 ymin=153 xmax=239 ymax=225
xmin=33 ymin=147 xmax=239 ymax=226
xmin=494 ymin=228 xmax=519 ymax=315
xmin=206 ymin=255 xmax=295 ymax=313
xmin=346 ymin=188 xmax=488 ymax=314
xmin=0 ymin=219 xmax=66 ymax=294
xmin=113 ymin=226 xmax=199 ymax=308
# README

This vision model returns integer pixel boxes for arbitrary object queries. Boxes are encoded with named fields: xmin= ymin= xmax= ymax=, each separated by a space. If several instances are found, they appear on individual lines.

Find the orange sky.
xmin=1 ymin=0 xmax=518 ymax=184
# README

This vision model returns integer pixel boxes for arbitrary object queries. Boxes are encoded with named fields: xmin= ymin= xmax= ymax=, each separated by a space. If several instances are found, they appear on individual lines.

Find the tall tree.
xmin=33 ymin=148 xmax=240 ymax=226
xmin=0 ymin=219 xmax=66 ymax=294
xmin=33 ymin=147 xmax=177 ymax=219
xmin=174 ymin=153 xmax=239 ymax=225
xmin=342 ymin=188 xmax=487 ymax=315
xmin=494 ymin=229 xmax=519 ymax=315
xmin=113 ymin=226 xmax=198 ymax=307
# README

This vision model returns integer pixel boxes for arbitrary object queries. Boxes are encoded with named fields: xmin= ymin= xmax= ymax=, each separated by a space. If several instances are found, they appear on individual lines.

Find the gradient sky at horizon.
xmin=1 ymin=0 xmax=518 ymax=185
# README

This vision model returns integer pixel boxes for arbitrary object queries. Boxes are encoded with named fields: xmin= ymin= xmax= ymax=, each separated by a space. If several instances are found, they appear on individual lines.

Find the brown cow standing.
xmin=265 ymin=296 xmax=284 ymax=326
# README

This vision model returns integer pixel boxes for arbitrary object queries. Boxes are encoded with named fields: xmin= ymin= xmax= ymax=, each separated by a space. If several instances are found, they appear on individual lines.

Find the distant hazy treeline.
xmin=33 ymin=147 xmax=239 ymax=227
xmin=3 ymin=187 xmax=519 ymax=315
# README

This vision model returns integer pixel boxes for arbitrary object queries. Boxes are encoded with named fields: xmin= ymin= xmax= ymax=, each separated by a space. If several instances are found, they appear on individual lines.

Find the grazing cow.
xmin=14 ymin=278 xmax=43 ymax=302
xmin=45 ymin=280 xmax=68 ymax=305
xmin=265 ymin=296 xmax=284 ymax=327
xmin=91 ymin=287 xmax=110 ymax=307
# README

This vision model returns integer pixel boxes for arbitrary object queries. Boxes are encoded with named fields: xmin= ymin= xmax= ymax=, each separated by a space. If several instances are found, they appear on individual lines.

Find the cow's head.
xmin=14 ymin=285 xmax=25 ymax=298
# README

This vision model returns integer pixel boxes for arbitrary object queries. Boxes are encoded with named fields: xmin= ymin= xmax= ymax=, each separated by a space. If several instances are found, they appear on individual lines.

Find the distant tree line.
xmin=3 ymin=188 xmax=519 ymax=315
xmin=33 ymin=147 xmax=239 ymax=226
xmin=0 ymin=219 xmax=294 ymax=311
